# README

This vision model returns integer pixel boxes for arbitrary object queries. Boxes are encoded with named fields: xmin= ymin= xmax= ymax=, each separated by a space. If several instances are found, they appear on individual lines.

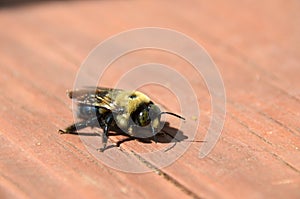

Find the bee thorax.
xmin=115 ymin=115 xmax=129 ymax=128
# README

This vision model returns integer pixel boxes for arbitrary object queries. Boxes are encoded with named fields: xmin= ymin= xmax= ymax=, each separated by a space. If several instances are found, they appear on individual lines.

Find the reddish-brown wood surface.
xmin=0 ymin=1 xmax=299 ymax=198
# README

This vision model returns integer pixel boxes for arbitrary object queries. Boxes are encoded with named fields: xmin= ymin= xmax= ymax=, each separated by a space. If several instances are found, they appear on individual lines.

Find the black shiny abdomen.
xmin=77 ymin=104 xmax=99 ymax=120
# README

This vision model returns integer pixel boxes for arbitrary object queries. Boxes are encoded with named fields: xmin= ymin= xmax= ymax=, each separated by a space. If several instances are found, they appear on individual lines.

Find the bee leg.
xmin=151 ymin=126 xmax=158 ymax=143
xmin=58 ymin=117 xmax=99 ymax=134
xmin=98 ymin=113 xmax=113 ymax=152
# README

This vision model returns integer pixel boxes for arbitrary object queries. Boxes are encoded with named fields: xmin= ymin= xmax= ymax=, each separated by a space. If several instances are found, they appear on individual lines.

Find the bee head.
xmin=150 ymin=104 xmax=186 ymax=133
xmin=131 ymin=103 xmax=159 ymax=127
xmin=131 ymin=102 xmax=185 ymax=137
xmin=148 ymin=104 xmax=162 ymax=130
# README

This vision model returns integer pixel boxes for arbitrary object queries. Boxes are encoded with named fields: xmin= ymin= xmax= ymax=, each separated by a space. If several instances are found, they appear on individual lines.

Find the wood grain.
xmin=0 ymin=1 xmax=299 ymax=198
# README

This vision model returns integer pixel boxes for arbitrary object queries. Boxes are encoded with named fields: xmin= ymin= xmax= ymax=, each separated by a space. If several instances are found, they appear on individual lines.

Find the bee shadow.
xmin=67 ymin=122 xmax=188 ymax=149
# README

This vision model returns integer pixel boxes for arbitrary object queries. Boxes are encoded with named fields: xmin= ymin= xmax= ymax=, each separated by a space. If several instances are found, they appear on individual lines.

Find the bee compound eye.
xmin=138 ymin=110 xmax=150 ymax=127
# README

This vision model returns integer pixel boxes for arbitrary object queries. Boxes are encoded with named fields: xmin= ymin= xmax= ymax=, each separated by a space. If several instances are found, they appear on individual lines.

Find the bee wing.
xmin=67 ymin=87 xmax=124 ymax=113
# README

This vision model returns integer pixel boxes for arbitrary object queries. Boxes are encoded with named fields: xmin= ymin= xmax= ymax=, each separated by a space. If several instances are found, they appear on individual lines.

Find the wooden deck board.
xmin=0 ymin=1 xmax=299 ymax=198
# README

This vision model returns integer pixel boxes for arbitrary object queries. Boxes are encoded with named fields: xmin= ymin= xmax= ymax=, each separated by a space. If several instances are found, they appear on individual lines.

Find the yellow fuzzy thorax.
xmin=115 ymin=90 xmax=151 ymax=115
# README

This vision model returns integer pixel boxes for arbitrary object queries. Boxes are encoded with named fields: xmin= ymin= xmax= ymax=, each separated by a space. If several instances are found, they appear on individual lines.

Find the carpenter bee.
xmin=59 ymin=87 xmax=185 ymax=151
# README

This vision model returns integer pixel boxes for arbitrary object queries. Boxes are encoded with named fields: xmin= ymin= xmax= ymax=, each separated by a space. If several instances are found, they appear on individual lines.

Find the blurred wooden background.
xmin=0 ymin=1 xmax=299 ymax=198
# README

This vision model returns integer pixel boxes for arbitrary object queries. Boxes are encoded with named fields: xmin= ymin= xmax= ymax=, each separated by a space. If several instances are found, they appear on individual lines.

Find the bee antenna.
xmin=159 ymin=112 xmax=185 ymax=120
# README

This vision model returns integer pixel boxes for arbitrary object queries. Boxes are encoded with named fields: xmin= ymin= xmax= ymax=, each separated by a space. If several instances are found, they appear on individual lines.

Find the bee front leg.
xmin=98 ymin=113 xmax=114 ymax=152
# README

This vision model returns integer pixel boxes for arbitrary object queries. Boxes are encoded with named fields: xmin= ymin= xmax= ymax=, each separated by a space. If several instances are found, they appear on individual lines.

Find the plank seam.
xmin=230 ymin=114 xmax=300 ymax=174
xmin=131 ymin=150 xmax=203 ymax=199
